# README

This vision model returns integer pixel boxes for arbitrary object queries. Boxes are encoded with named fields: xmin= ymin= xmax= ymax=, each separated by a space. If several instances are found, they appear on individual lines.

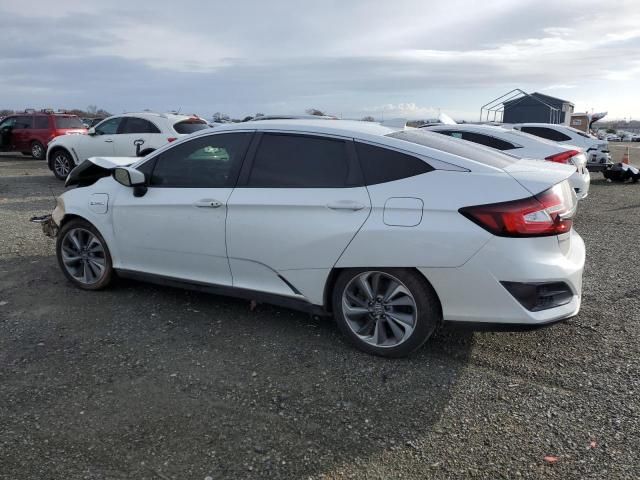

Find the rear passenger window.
xmin=521 ymin=127 xmax=571 ymax=142
xmin=248 ymin=134 xmax=352 ymax=188
xmin=121 ymin=117 xmax=161 ymax=134
xmin=355 ymin=142 xmax=432 ymax=185
xmin=34 ymin=116 xmax=49 ymax=129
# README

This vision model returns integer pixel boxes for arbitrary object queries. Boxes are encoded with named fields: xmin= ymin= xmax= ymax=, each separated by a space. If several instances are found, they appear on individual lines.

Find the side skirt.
xmin=115 ymin=269 xmax=330 ymax=317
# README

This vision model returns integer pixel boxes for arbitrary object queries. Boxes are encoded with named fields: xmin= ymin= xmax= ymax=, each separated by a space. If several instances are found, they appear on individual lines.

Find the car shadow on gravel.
xmin=0 ymin=255 xmax=474 ymax=479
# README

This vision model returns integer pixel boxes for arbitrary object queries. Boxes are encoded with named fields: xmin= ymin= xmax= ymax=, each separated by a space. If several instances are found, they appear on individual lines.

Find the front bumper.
xmin=419 ymin=230 xmax=585 ymax=325
xmin=30 ymin=214 xmax=58 ymax=237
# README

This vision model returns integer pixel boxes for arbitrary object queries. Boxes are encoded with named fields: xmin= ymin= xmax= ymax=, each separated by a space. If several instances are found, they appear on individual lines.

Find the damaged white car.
xmin=32 ymin=120 xmax=585 ymax=357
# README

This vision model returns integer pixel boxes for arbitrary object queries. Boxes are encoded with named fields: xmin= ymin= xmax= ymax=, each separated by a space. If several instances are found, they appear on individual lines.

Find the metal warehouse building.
xmin=502 ymin=92 xmax=574 ymax=124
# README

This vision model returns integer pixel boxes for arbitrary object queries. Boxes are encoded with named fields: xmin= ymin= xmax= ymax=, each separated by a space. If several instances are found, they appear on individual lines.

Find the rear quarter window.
xmin=520 ymin=126 xmax=571 ymax=142
xmin=355 ymin=141 xmax=433 ymax=185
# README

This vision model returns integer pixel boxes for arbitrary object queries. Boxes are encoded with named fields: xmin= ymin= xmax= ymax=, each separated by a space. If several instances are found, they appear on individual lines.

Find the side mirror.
xmin=87 ymin=127 xmax=97 ymax=136
xmin=113 ymin=167 xmax=147 ymax=197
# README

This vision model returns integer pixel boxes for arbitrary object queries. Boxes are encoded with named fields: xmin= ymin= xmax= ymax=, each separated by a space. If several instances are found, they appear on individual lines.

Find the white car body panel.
xmin=423 ymin=124 xmax=590 ymax=199
xmin=50 ymin=120 xmax=585 ymax=326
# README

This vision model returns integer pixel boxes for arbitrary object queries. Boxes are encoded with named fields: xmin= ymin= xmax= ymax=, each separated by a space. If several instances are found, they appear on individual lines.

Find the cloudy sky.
xmin=1 ymin=0 xmax=639 ymax=121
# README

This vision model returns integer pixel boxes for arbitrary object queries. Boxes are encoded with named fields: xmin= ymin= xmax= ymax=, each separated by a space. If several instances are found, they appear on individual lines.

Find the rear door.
xmin=226 ymin=132 xmax=371 ymax=298
xmin=114 ymin=116 xmax=163 ymax=156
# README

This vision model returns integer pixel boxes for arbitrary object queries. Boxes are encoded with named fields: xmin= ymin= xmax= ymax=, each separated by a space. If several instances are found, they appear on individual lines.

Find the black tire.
xmin=51 ymin=149 xmax=74 ymax=180
xmin=332 ymin=268 xmax=441 ymax=358
xmin=31 ymin=141 xmax=45 ymax=159
xmin=56 ymin=218 xmax=114 ymax=290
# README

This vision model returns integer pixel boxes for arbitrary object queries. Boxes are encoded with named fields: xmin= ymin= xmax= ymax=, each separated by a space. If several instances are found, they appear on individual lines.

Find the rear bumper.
xmin=419 ymin=230 xmax=585 ymax=325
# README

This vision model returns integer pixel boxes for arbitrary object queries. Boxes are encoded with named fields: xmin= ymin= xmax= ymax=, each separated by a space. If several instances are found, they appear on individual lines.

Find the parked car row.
xmin=32 ymin=118 xmax=585 ymax=357
xmin=46 ymin=112 xmax=209 ymax=179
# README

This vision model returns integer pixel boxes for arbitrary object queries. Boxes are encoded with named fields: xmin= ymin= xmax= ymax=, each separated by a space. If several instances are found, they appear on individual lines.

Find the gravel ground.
xmin=0 ymin=153 xmax=639 ymax=479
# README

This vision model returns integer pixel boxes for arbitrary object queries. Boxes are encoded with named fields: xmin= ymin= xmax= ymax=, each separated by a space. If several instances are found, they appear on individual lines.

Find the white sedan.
xmin=422 ymin=124 xmax=591 ymax=199
xmin=46 ymin=112 xmax=209 ymax=180
xmin=34 ymin=120 xmax=585 ymax=357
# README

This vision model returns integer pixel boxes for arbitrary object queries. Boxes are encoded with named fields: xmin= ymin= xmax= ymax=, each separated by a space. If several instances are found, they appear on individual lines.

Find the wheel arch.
xmin=47 ymin=145 xmax=72 ymax=170
xmin=323 ymin=266 xmax=443 ymax=321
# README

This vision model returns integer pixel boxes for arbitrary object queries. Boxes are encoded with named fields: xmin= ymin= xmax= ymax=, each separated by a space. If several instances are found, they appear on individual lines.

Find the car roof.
xmin=203 ymin=119 xmax=398 ymax=137
xmin=118 ymin=112 xmax=200 ymax=122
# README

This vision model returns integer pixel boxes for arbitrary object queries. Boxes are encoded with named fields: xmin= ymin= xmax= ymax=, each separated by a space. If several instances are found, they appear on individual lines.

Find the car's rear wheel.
xmin=52 ymin=149 xmax=73 ymax=180
xmin=31 ymin=141 xmax=45 ymax=159
xmin=56 ymin=219 xmax=113 ymax=290
xmin=332 ymin=268 xmax=440 ymax=357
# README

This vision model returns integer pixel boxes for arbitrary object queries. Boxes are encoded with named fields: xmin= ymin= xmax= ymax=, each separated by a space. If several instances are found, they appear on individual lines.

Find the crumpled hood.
xmin=504 ymin=158 xmax=576 ymax=195
xmin=88 ymin=156 xmax=139 ymax=169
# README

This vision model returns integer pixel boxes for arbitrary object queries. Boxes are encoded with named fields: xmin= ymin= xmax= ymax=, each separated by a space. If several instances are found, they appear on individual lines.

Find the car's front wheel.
xmin=56 ymin=219 xmax=113 ymax=290
xmin=332 ymin=268 xmax=441 ymax=358
xmin=51 ymin=149 xmax=74 ymax=180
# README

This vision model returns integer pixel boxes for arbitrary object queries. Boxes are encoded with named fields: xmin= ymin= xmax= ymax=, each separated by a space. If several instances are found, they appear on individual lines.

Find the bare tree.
xmin=212 ymin=112 xmax=231 ymax=123
xmin=305 ymin=108 xmax=325 ymax=116
xmin=361 ymin=116 xmax=375 ymax=122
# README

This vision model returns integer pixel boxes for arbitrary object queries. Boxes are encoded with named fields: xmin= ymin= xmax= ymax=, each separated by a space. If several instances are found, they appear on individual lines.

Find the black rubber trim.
xmin=115 ymin=269 xmax=329 ymax=316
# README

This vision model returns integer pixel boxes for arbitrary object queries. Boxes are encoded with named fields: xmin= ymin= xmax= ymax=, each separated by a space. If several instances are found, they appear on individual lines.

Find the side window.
xmin=15 ymin=116 xmax=33 ymax=129
xmin=95 ymin=117 xmax=122 ymax=135
xmin=521 ymin=126 xmax=571 ymax=142
xmin=150 ymin=133 xmax=252 ymax=188
xmin=121 ymin=117 xmax=161 ymax=134
xmin=355 ymin=142 xmax=433 ymax=186
xmin=0 ymin=117 xmax=16 ymax=129
xmin=247 ymin=134 xmax=353 ymax=188
xmin=34 ymin=116 xmax=49 ymax=129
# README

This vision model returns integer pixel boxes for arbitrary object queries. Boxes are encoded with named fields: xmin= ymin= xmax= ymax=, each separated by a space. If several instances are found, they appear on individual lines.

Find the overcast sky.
xmin=1 ymin=0 xmax=639 ymax=121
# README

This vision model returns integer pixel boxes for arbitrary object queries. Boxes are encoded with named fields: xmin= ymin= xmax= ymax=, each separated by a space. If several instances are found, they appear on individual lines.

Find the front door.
xmin=113 ymin=116 xmax=163 ymax=157
xmin=12 ymin=115 xmax=33 ymax=151
xmin=77 ymin=117 xmax=121 ymax=161
xmin=226 ymin=132 xmax=371 ymax=298
xmin=112 ymin=131 xmax=253 ymax=285
xmin=0 ymin=117 xmax=16 ymax=151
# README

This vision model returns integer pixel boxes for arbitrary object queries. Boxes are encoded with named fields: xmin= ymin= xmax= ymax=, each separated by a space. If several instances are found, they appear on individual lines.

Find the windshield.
xmin=387 ymin=130 xmax=518 ymax=169
xmin=173 ymin=119 xmax=209 ymax=134
xmin=54 ymin=116 xmax=85 ymax=129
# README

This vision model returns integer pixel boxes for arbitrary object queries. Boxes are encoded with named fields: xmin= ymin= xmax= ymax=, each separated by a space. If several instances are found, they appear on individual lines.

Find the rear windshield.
xmin=173 ymin=119 xmax=209 ymax=134
xmin=387 ymin=130 xmax=518 ymax=169
xmin=54 ymin=116 xmax=85 ymax=129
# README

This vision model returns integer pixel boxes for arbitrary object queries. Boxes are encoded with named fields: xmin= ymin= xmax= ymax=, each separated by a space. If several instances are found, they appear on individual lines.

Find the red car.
xmin=0 ymin=110 xmax=87 ymax=159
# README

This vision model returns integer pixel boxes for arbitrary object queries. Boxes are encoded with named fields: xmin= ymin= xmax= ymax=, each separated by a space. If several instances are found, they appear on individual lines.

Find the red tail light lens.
xmin=545 ymin=149 xmax=580 ymax=165
xmin=459 ymin=182 xmax=576 ymax=237
xmin=167 ymin=137 xmax=177 ymax=143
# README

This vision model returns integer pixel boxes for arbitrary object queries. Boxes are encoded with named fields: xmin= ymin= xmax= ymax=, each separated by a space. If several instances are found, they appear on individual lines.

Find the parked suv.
xmin=46 ymin=112 xmax=209 ymax=179
xmin=512 ymin=123 xmax=612 ymax=171
xmin=0 ymin=110 xmax=87 ymax=159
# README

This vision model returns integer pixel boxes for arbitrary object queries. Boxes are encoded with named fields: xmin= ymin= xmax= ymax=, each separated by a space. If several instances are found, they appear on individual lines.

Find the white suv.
xmin=512 ymin=123 xmax=612 ymax=171
xmin=46 ymin=112 xmax=209 ymax=179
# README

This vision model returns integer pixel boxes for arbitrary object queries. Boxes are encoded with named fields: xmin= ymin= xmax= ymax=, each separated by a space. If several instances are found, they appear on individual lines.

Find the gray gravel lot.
xmin=1 ymin=153 xmax=639 ymax=479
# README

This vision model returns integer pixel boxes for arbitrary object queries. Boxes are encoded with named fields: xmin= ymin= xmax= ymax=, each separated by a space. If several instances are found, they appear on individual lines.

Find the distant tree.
xmin=361 ymin=116 xmax=375 ymax=122
xmin=305 ymin=108 xmax=325 ymax=116
xmin=212 ymin=112 xmax=231 ymax=123
xmin=0 ymin=109 xmax=15 ymax=116
xmin=96 ymin=108 xmax=111 ymax=117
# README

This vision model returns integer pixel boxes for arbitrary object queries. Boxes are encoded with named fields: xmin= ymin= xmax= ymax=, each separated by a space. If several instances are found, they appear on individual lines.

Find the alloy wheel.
xmin=32 ymin=143 xmax=43 ymax=158
xmin=341 ymin=271 xmax=417 ymax=348
xmin=60 ymin=228 xmax=107 ymax=284
xmin=54 ymin=154 xmax=71 ymax=178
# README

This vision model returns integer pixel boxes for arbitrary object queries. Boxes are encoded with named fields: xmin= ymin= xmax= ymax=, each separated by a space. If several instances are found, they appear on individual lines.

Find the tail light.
xmin=459 ymin=182 xmax=576 ymax=237
xmin=545 ymin=149 xmax=580 ymax=165
xmin=167 ymin=137 xmax=177 ymax=142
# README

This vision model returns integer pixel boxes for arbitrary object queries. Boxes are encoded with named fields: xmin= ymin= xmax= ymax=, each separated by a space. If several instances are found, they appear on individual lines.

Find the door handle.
xmin=193 ymin=199 xmax=223 ymax=208
xmin=326 ymin=201 xmax=366 ymax=211
xmin=104 ymin=139 xmax=113 ymax=143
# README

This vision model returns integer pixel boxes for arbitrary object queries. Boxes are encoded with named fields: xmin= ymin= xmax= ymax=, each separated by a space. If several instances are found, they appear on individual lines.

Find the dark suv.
xmin=0 ymin=110 xmax=87 ymax=159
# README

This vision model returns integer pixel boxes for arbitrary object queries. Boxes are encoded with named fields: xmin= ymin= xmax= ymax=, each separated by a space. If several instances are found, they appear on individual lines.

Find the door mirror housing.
xmin=87 ymin=127 xmax=97 ymax=136
xmin=113 ymin=167 xmax=148 ymax=197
